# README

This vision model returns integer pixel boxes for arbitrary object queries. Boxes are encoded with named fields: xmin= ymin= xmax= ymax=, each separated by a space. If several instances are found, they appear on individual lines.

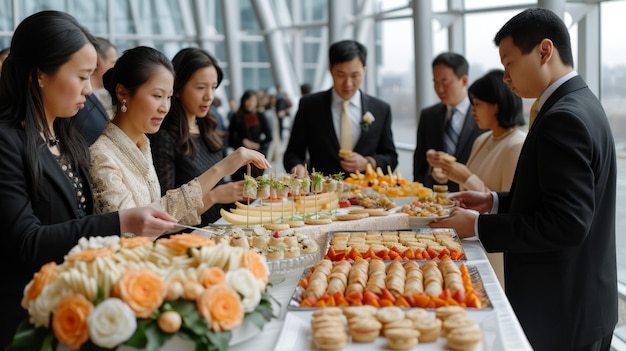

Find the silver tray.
xmin=287 ymin=263 xmax=492 ymax=310
xmin=324 ymin=228 xmax=466 ymax=261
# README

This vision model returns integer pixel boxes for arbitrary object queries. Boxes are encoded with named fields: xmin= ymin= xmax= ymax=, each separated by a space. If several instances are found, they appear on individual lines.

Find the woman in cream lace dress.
xmin=89 ymin=46 xmax=270 ymax=227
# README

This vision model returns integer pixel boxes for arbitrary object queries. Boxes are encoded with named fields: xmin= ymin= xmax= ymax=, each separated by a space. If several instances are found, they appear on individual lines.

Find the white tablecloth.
xmin=227 ymin=221 xmax=533 ymax=351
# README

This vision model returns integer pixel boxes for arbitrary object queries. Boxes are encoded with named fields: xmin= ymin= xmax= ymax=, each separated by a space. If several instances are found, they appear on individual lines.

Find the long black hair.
xmin=0 ymin=10 xmax=96 ymax=198
xmin=163 ymin=47 xmax=224 ymax=157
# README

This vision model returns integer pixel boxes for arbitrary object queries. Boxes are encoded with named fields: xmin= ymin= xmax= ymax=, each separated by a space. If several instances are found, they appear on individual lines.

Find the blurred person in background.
xmin=150 ymin=48 xmax=243 ymax=226
xmin=427 ymin=69 xmax=526 ymax=287
xmin=284 ymin=40 xmax=397 ymax=177
xmin=413 ymin=52 xmax=486 ymax=192
xmin=228 ymin=89 xmax=273 ymax=180
xmin=73 ymin=37 xmax=117 ymax=145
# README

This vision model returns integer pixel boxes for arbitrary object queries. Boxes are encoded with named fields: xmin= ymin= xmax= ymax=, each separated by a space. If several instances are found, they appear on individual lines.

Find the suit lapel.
xmin=533 ymin=76 xmax=586 ymax=126
xmin=89 ymin=94 xmax=109 ymax=122
xmin=354 ymin=92 xmax=369 ymax=150
xmin=322 ymin=89 xmax=341 ymax=150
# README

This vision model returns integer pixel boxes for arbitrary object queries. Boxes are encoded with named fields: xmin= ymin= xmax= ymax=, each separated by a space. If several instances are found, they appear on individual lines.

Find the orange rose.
xmin=66 ymin=248 xmax=111 ymax=263
xmin=157 ymin=234 xmax=215 ymax=254
xmin=241 ymin=251 xmax=268 ymax=288
xmin=119 ymin=236 xmax=153 ymax=249
xmin=196 ymin=283 xmax=243 ymax=332
xmin=52 ymin=294 xmax=93 ymax=350
xmin=112 ymin=270 xmax=165 ymax=318
xmin=24 ymin=261 xmax=57 ymax=302
xmin=201 ymin=267 xmax=225 ymax=288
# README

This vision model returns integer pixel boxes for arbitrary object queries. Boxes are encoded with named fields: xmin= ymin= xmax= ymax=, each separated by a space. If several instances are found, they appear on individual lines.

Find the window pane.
xmin=241 ymin=41 xmax=268 ymax=62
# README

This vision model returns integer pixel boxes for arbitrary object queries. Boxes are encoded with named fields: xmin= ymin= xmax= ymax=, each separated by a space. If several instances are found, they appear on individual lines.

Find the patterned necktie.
xmin=529 ymin=99 xmax=540 ymax=128
xmin=444 ymin=107 xmax=459 ymax=155
xmin=340 ymin=100 xmax=352 ymax=150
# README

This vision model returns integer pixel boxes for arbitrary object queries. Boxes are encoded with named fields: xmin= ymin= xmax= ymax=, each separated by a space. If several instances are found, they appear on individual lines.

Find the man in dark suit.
xmin=73 ymin=37 xmax=117 ymax=145
xmin=413 ymin=52 xmax=485 ymax=192
xmin=432 ymin=8 xmax=617 ymax=351
xmin=284 ymin=40 xmax=397 ymax=177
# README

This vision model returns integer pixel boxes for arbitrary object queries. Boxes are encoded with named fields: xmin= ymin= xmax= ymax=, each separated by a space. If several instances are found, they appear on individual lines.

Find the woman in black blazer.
xmin=0 ymin=11 xmax=179 ymax=348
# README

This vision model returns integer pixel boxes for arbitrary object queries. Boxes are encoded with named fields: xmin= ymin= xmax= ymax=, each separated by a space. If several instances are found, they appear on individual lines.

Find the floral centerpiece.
xmin=9 ymin=234 xmax=276 ymax=351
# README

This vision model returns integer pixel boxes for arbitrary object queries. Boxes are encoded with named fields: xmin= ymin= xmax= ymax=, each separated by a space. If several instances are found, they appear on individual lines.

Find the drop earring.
xmin=121 ymin=99 xmax=127 ymax=113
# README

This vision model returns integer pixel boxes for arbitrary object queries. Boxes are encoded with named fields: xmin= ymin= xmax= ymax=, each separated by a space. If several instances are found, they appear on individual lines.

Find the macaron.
xmin=385 ymin=328 xmax=420 ymax=350
xmin=348 ymin=318 xmax=382 ymax=343
xmin=445 ymin=325 xmax=483 ymax=351
xmin=413 ymin=317 xmax=442 ymax=343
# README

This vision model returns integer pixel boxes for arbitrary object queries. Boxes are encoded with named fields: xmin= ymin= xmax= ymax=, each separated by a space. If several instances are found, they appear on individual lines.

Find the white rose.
xmin=362 ymin=112 xmax=375 ymax=124
xmin=88 ymin=298 xmax=137 ymax=349
xmin=226 ymin=268 xmax=261 ymax=312
xmin=28 ymin=280 xmax=70 ymax=328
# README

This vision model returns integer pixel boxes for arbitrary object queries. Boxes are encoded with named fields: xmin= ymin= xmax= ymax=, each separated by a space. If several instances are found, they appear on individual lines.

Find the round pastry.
xmin=285 ymin=220 xmax=305 ymax=228
xmin=445 ymin=325 xmax=483 ymax=351
xmin=442 ymin=154 xmax=457 ymax=163
xmin=313 ymin=307 xmax=343 ymax=318
xmin=300 ymin=238 xmax=319 ymax=254
xmin=338 ymin=149 xmax=352 ymax=159
xmin=413 ymin=317 xmax=442 ymax=343
xmin=263 ymin=223 xmax=290 ymax=231
xmin=433 ymin=185 xmax=449 ymax=192
xmin=265 ymin=247 xmax=284 ymax=260
xmin=383 ymin=318 xmax=414 ymax=336
xmin=343 ymin=305 xmax=378 ymax=319
xmin=304 ymin=218 xmax=333 ymax=225
xmin=435 ymin=305 xmax=467 ymax=321
xmin=376 ymin=306 xmax=405 ymax=324
xmin=349 ymin=318 xmax=382 ymax=343
xmin=405 ymin=308 xmax=430 ymax=322
xmin=313 ymin=330 xmax=348 ymax=351
xmin=385 ymin=328 xmax=420 ymax=350
xmin=335 ymin=213 xmax=369 ymax=221
xmin=349 ymin=208 xmax=389 ymax=216
xmin=442 ymin=315 xmax=475 ymax=335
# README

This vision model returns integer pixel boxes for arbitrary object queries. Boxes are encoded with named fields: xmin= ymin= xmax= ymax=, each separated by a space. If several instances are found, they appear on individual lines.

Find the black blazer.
xmin=478 ymin=76 xmax=617 ymax=350
xmin=412 ymin=102 xmax=485 ymax=191
xmin=0 ymin=125 xmax=120 ymax=348
xmin=73 ymin=93 xmax=109 ymax=145
xmin=283 ymin=89 xmax=398 ymax=175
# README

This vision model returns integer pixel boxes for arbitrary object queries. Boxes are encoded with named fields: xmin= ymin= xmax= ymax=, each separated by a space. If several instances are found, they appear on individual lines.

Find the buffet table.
xmin=218 ymin=216 xmax=533 ymax=351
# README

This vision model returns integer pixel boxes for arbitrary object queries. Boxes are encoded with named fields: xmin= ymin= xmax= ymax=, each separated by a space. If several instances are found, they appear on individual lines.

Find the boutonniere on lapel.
xmin=361 ymin=112 xmax=375 ymax=131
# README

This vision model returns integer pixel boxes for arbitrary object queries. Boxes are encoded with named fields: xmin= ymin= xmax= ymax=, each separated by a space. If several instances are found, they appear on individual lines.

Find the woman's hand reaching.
xmin=118 ymin=207 xmax=177 ymax=237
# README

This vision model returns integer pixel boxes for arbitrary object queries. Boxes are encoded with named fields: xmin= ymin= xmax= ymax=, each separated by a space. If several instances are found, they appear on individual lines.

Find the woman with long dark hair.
xmin=0 ymin=11 xmax=179 ymax=347
xmin=149 ymin=48 xmax=245 ymax=225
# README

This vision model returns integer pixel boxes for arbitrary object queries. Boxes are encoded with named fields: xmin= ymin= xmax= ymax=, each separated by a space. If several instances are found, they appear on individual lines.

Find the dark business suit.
xmin=412 ymin=103 xmax=485 ymax=191
xmin=73 ymin=93 xmax=109 ymax=145
xmin=0 ymin=125 xmax=120 ymax=348
xmin=478 ymin=76 xmax=617 ymax=350
xmin=284 ymin=89 xmax=398 ymax=176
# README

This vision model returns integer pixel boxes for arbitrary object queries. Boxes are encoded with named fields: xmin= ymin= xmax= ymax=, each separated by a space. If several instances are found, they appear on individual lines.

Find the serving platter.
xmin=324 ymin=228 xmax=466 ymax=262
xmin=288 ymin=262 xmax=492 ymax=311
xmin=274 ymin=308 xmax=497 ymax=351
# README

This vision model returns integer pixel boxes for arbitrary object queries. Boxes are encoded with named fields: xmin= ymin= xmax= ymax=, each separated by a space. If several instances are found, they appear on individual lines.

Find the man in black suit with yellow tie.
xmin=413 ymin=52 xmax=485 ymax=192
xmin=432 ymin=8 xmax=617 ymax=351
xmin=283 ymin=40 xmax=397 ymax=177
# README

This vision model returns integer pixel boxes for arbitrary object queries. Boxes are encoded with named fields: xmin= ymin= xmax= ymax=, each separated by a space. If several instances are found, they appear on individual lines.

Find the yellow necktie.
xmin=529 ymin=99 xmax=540 ymax=127
xmin=340 ymin=100 xmax=352 ymax=150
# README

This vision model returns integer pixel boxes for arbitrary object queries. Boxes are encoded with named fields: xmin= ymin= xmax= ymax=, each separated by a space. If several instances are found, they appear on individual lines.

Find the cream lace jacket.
xmin=89 ymin=122 xmax=203 ymax=225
